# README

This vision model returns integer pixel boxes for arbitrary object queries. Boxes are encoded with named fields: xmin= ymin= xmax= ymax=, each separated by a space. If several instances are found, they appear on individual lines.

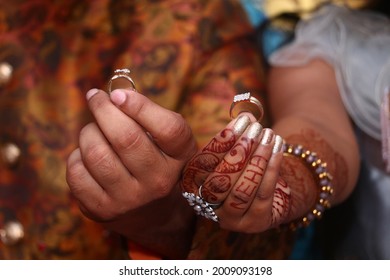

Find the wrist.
xmin=281 ymin=143 xmax=334 ymax=230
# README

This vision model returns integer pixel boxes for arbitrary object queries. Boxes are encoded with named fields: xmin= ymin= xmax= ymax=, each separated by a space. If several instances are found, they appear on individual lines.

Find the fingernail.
xmin=233 ymin=115 xmax=251 ymax=134
xmin=86 ymin=88 xmax=99 ymax=101
xmin=260 ymin=128 xmax=274 ymax=145
xmin=247 ymin=122 xmax=263 ymax=139
xmin=272 ymin=135 xmax=284 ymax=154
xmin=110 ymin=89 xmax=127 ymax=106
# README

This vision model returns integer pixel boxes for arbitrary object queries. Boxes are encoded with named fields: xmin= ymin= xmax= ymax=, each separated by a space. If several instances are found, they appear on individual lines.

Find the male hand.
xmin=66 ymin=89 xmax=197 ymax=257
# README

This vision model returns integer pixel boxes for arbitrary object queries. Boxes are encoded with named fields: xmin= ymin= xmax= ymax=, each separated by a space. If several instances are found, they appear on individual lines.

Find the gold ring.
xmin=107 ymin=68 xmax=136 ymax=94
xmin=229 ymin=92 xmax=264 ymax=121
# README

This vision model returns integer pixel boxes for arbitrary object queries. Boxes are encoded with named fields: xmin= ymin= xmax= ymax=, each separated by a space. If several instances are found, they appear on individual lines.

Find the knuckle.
xmin=83 ymin=144 xmax=120 ymax=184
xmin=88 ymin=198 xmax=122 ymax=222
xmin=152 ymin=170 xmax=174 ymax=198
xmin=79 ymin=122 xmax=93 ymax=139
xmin=162 ymin=113 xmax=191 ymax=141
xmin=130 ymin=95 xmax=147 ymax=116
xmin=73 ymin=191 xmax=115 ymax=222
xmin=115 ymin=126 xmax=144 ymax=151
xmin=255 ymin=189 xmax=269 ymax=200
xmin=66 ymin=160 xmax=87 ymax=191
xmin=83 ymin=143 xmax=109 ymax=165
xmin=256 ymin=183 xmax=275 ymax=200
xmin=67 ymin=183 xmax=85 ymax=202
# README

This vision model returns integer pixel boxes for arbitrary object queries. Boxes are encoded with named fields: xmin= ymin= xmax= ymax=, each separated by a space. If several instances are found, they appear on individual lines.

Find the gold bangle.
xmin=283 ymin=143 xmax=334 ymax=230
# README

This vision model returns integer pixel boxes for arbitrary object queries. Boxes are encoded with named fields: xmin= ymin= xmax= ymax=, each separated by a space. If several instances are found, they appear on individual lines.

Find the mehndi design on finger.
xmin=271 ymin=178 xmax=291 ymax=226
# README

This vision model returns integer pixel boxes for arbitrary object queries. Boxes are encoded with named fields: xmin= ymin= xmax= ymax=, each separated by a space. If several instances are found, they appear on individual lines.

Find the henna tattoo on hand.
xmin=181 ymin=128 xmax=237 ymax=193
xmin=280 ymin=154 xmax=316 ymax=218
xmin=245 ymin=156 xmax=266 ymax=185
xmin=204 ymin=175 xmax=231 ymax=193
xmin=230 ymin=181 xmax=256 ymax=209
xmin=229 ymin=155 xmax=268 ymax=210
xmin=189 ymin=153 xmax=220 ymax=172
xmin=203 ymin=128 xmax=236 ymax=153
xmin=215 ymin=137 xmax=253 ymax=173
xmin=202 ymin=175 xmax=231 ymax=203
xmin=271 ymin=178 xmax=291 ymax=226
xmin=282 ymin=128 xmax=348 ymax=220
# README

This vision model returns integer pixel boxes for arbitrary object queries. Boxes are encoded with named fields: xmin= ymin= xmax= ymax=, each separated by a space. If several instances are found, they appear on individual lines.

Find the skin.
xmin=181 ymin=59 xmax=360 ymax=232
xmin=267 ymin=59 xmax=361 ymax=226
xmin=66 ymin=88 xmax=197 ymax=258
xmin=66 ymin=58 xmax=360 ymax=259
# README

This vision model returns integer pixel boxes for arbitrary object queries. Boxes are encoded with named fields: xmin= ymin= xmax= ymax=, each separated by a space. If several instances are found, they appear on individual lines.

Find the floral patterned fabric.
xmin=0 ymin=0 xmax=293 ymax=259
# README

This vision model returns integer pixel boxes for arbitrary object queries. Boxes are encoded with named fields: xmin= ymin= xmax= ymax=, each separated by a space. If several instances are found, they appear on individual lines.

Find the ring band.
xmin=182 ymin=185 xmax=220 ymax=222
xmin=198 ymin=185 xmax=221 ymax=209
xmin=107 ymin=68 xmax=136 ymax=94
xmin=230 ymin=92 xmax=264 ymax=121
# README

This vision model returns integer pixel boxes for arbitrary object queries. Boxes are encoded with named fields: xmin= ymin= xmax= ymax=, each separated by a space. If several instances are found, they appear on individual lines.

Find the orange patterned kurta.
xmin=0 ymin=0 xmax=293 ymax=259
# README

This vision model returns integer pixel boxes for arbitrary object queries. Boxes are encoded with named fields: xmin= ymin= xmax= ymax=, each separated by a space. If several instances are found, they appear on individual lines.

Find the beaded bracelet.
xmin=283 ymin=143 xmax=334 ymax=230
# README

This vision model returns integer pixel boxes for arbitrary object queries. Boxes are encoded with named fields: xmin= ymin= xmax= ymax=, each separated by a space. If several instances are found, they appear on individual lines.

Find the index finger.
xmin=86 ymin=88 xmax=166 ymax=183
xmin=181 ymin=114 xmax=253 ymax=194
xmin=110 ymin=89 xmax=196 ymax=160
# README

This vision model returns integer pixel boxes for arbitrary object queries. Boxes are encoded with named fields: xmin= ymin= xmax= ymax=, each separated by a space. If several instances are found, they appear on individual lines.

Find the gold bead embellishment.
xmin=283 ymin=143 xmax=334 ymax=230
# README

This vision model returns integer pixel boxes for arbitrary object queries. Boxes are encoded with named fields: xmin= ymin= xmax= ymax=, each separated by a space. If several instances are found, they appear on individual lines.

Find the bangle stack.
xmin=283 ymin=143 xmax=334 ymax=230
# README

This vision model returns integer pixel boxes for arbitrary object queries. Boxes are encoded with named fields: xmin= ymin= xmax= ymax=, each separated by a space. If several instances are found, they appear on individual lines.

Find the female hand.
xmin=181 ymin=114 xmax=291 ymax=233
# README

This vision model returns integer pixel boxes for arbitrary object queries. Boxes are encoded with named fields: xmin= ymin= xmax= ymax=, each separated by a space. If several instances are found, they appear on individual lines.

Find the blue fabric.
xmin=239 ymin=0 xmax=293 ymax=58
xmin=239 ymin=0 xmax=266 ymax=26
xmin=289 ymin=223 xmax=322 ymax=260
xmin=261 ymin=27 xmax=291 ymax=58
